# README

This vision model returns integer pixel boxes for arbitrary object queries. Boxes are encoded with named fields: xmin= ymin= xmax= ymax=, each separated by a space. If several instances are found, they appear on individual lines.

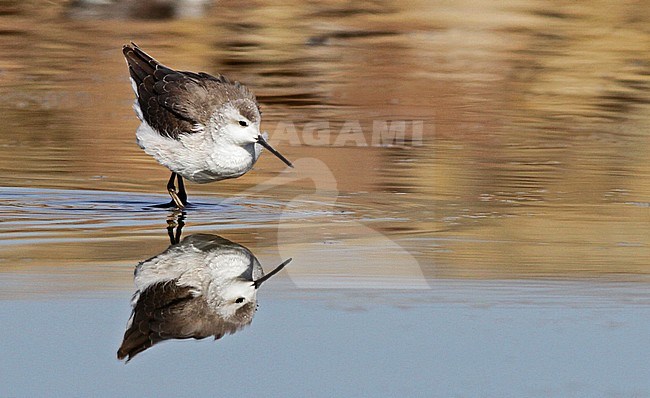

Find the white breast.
xmin=135 ymin=120 xmax=261 ymax=183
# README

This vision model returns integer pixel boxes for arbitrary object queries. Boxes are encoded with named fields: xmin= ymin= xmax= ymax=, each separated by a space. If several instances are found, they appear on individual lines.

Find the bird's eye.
xmin=235 ymin=297 xmax=245 ymax=304
xmin=238 ymin=120 xmax=249 ymax=127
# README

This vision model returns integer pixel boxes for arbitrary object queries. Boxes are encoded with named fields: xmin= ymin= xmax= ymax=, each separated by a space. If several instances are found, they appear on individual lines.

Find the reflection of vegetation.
xmin=0 ymin=1 xmax=648 ymax=279
xmin=384 ymin=2 xmax=650 ymax=277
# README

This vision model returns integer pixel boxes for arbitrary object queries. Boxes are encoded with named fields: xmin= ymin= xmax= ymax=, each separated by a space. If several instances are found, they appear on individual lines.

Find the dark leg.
xmin=166 ymin=172 xmax=176 ymax=192
xmin=151 ymin=172 xmax=189 ymax=208
xmin=166 ymin=210 xmax=185 ymax=244
xmin=176 ymin=174 xmax=188 ymax=207
xmin=165 ymin=172 xmax=185 ymax=209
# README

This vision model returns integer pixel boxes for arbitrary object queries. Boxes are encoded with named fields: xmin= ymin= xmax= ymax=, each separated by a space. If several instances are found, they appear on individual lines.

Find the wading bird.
xmin=122 ymin=43 xmax=293 ymax=208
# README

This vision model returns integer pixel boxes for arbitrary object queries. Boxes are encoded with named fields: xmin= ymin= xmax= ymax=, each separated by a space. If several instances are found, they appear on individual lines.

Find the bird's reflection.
xmin=117 ymin=220 xmax=291 ymax=362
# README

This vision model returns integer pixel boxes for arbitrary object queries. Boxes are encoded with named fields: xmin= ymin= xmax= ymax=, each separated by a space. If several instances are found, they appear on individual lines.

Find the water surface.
xmin=0 ymin=1 xmax=649 ymax=396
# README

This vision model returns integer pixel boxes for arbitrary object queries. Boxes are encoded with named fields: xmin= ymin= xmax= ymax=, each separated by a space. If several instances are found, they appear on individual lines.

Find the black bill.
xmin=257 ymin=135 xmax=294 ymax=168
xmin=254 ymin=258 xmax=292 ymax=288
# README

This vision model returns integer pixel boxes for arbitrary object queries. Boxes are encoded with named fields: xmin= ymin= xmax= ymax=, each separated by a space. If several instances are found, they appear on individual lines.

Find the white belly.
xmin=136 ymin=121 xmax=260 ymax=183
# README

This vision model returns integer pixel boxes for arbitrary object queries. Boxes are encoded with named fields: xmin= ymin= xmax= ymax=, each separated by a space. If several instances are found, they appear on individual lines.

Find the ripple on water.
xmin=0 ymin=186 xmax=359 ymax=297
xmin=0 ymin=186 xmax=326 ymax=243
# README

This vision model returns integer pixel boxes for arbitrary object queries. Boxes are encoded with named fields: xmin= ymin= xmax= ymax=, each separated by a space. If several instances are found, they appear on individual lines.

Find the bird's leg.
xmin=176 ymin=174 xmax=188 ymax=207
xmin=166 ymin=172 xmax=176 ymax=192
xmin=166 ymin=172 xmax=185 ymax=209
xmin=166 ymin=210 xmax=185 ymax=245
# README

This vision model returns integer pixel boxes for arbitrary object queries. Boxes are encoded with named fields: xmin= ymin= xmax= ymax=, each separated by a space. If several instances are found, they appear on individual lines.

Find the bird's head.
xmin=217 ymin=99 xmax=293 ymax=167
xmin=218 ymin=99 xmax=261 ymax=146
xmin=217 ymin=278 xmax=258 ymax=319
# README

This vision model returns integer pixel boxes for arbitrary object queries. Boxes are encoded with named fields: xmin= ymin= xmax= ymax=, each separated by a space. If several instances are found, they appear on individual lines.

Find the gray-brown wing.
xmin=117 ymin=280 xmax=194 ymax=361
xmin=122 ymin=43 xmax=258 ymax=139
xmin=117 ymin=279 xmax=252 ymax=362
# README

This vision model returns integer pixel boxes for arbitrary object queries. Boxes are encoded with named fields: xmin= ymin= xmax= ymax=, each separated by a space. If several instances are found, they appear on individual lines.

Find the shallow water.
xmin=1 ymin=1 xmax=649 ymax=396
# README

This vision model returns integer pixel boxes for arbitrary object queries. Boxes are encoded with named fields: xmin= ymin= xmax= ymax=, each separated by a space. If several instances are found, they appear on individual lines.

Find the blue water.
xmin=1 ymin=284 xmax=649 ymax=397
